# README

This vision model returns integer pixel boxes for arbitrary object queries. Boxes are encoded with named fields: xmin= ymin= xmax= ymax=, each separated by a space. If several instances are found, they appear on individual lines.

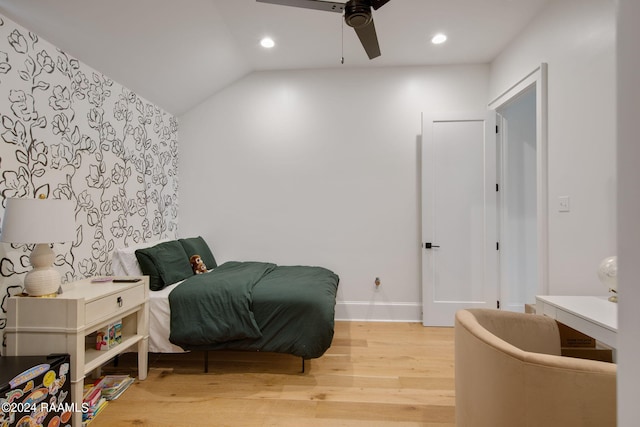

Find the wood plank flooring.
xmin=90 ymin=322 xmax=455 ymax=426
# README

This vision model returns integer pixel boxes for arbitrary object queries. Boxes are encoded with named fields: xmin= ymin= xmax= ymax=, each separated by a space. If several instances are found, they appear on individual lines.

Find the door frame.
xmin=489 ymin=63 xmax=549 ymax=298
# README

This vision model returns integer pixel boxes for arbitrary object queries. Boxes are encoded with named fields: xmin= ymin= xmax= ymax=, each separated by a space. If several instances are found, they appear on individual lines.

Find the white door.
xmin=421 ymin=112 xmax=498 ymax=326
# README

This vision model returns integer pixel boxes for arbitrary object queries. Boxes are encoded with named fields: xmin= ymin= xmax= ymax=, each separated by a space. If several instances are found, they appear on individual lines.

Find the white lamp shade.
xmin=597 ymin=255 xmax=618 ymax=292
xmin=1 ymin=198 xmax=76 ymax=244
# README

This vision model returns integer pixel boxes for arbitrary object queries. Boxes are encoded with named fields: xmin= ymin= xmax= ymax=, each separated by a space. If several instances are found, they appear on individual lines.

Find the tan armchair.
xmin=455 ymin=309 xmax=616 ymax=427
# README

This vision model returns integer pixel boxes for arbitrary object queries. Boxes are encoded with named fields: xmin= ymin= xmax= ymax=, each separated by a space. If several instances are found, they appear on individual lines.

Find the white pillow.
xmin=112 ymin=238 xmax=171 ymax=276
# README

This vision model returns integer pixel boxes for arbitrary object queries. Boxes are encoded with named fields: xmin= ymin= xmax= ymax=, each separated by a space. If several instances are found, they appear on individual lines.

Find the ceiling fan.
xmin=256 ymin=0 xmax=391 ymax=60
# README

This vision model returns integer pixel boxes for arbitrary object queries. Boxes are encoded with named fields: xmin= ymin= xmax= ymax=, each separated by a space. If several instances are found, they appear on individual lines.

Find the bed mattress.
xmin=148 ymin=281 xmax=186 ymax=353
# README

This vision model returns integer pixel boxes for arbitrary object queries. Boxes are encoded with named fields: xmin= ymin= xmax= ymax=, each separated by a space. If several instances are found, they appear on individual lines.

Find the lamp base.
xmin=24 ymin=243 xmax=61 ymax=297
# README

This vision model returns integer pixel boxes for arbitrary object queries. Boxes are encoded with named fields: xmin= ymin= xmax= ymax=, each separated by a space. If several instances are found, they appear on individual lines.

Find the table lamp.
xmin=597 ymin=255 xmax=617 ymax=303
xmin=0 ymin=197 xmax=76 ymax=297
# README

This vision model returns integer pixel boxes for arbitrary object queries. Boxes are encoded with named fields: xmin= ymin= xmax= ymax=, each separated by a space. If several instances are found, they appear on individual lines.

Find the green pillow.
xmin=179 ymin=236 xmax=217 ymax=270
xmin=135 ymin=240 xmax=193 ymax=291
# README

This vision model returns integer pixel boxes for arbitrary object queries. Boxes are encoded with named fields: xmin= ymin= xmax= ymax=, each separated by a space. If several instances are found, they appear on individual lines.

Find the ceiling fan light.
xmin=260 ymin=37 xmax=275 ymax=48
xmin=431 ymin=33 xmax=447 ymax=45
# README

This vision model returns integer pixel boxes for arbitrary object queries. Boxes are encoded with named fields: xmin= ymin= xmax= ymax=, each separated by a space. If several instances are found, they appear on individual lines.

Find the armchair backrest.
xmin=455 ymin=309 xmax=616 ymax=427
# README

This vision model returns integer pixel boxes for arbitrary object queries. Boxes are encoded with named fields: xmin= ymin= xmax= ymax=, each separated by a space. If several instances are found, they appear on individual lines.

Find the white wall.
xmin=179 ymin=65 xmax=489 ymax=321
xmin=616 ymin=1 xmax=640 ymax=424
xmin=490 ymin=0 xmax=616 ymax=295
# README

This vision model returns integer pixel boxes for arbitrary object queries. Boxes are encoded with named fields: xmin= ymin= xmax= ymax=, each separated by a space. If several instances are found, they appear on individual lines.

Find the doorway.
xmin=496 ymin=88 xmax=538 ymax=311
xmin=490 ymin=63 xmax=549 ymax=311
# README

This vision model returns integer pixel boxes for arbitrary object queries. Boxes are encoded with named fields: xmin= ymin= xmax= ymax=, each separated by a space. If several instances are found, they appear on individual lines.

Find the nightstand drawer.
xmin=85 ymin=284 xmax=145 ymax=326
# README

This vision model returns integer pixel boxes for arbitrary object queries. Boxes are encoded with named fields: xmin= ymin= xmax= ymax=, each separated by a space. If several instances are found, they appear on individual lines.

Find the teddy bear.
xmin=190 ymin=254 xmax=208 ymax=274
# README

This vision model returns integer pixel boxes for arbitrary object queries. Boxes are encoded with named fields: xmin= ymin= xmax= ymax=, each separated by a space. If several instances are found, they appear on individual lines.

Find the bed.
xmin=111 ymin=237 xmax=339 ymax=371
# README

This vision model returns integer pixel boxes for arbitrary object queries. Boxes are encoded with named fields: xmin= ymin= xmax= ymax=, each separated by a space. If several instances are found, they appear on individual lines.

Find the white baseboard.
xmin=334 ymin=301 xmax=422 ymax=322
xmin=503 ymin=303 xmax=526 ymax=313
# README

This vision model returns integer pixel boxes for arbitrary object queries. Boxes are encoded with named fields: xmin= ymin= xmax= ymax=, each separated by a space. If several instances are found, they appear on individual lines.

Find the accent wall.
xmin=0 ymin=15 xmax=179 ymax=352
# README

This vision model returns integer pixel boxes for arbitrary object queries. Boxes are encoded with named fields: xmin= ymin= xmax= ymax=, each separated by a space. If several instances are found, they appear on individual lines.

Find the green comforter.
xmin=168 ymin=261 xmax=339 ymax=359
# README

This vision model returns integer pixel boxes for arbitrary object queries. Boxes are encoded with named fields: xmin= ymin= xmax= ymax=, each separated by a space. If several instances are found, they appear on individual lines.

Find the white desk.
xmin=535 ymin=295 xmax=617 ymax=349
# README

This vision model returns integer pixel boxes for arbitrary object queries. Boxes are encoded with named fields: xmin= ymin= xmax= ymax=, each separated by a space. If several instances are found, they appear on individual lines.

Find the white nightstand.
xmin=5 ymin=277 xmax=149 ymax=426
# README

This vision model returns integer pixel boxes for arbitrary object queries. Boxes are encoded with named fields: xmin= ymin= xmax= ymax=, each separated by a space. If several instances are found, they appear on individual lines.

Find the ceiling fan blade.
xmin=369 ymin=0 xmax=391 ymax=10
xmin=353 ymin=18 xmax=381 ymax=59
xmin=256 ymin=0 xmax=344 ymax=13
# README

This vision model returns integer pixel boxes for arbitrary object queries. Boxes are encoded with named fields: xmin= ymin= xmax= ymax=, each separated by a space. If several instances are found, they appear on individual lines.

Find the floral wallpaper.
xmin=0 ymin=15 xmax=179 ymax=353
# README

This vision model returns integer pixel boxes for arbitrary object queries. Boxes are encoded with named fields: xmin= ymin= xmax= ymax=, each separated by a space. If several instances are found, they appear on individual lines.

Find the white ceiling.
xmin=0 ymin=0 xmax=549 ymax=115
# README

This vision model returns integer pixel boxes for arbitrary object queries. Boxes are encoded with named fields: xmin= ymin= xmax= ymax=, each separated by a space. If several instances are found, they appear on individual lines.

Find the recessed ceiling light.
xmin=431 ymin=33 xmax=447 ymax=45
xmin=260 ymin=37 xmax=275 ymax=49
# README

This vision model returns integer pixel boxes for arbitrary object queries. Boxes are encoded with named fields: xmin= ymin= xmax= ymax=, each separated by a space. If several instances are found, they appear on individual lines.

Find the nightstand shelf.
xmin=5 ymin=277 xmax=149 ymax=426
xmin=85 ymin=329 xmax=144 ymax=375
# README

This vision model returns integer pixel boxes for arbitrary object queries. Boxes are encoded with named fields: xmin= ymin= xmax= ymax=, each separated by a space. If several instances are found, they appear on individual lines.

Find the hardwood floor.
xmin=90 ymin=322 xmax=455 ymax=426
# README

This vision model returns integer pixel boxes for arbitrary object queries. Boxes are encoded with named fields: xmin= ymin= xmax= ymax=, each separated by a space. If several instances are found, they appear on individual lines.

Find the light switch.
xmin=558 ymin=196 xmax=570 ymax=212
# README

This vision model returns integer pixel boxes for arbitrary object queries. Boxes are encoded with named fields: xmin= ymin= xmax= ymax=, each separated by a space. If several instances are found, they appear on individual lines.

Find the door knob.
xmin=424 ymin=243 xmax=440 ymax=249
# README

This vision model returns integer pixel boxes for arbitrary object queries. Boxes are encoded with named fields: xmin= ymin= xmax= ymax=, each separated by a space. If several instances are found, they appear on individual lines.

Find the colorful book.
xmin=94 ymin=374 xmax=135 ymax=400
xmin=82 ymin=383 xmax=102 ymax=407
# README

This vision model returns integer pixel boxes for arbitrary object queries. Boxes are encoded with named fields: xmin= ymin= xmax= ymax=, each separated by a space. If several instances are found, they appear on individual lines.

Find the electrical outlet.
xmin=558 ymin=196 xmax=570 ymax=212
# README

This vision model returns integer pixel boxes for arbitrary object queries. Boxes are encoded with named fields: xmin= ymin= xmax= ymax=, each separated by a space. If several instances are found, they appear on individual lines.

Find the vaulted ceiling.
xmin=0 ymin=0 xmax=549 ymax=115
